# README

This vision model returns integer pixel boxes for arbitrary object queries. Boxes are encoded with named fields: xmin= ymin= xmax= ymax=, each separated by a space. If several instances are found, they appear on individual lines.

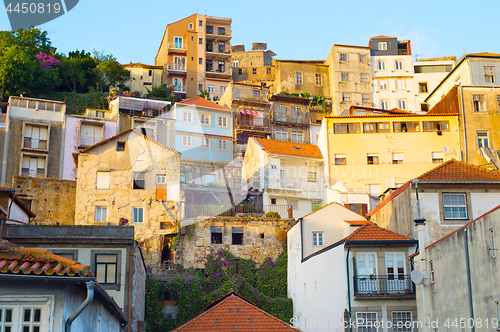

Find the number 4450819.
xmin=5 ymin=3 xmax=62 ymax=14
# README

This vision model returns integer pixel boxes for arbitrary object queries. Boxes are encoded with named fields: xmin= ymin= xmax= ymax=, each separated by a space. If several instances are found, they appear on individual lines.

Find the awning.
xmin=240 ymin=108 xmax=258 ymax=116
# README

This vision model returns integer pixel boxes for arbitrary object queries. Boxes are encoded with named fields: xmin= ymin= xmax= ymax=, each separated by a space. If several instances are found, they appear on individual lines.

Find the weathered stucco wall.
xmin=13 ymin=175 xmax=76 ymax=225
xmin=174 ymin=216 xmax=291 ymax=268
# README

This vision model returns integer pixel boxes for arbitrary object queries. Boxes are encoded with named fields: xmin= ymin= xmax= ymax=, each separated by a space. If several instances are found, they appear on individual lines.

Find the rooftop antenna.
xmin=414 ymin=53 xmax=422 ymax=61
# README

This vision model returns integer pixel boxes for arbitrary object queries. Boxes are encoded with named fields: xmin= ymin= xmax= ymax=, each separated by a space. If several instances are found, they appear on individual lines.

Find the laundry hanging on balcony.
xmin=240 ymin=108 xmax=258 ymax=116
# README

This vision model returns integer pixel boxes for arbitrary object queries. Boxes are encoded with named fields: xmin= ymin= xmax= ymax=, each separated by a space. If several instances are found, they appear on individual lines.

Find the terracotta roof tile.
xmin=417 ymin=159 xmax=500 ymax=182
xmin=254 ymin=138 xmax=323 ymax=159
xmin=0 ymin=240 xmax=91 ymax=277
xmin=173 ymin=292 xmax=301 ymax=331
xmin=371 ymin=35 xmax=397 ymax=39
xmin=344 ymin=223 xmax=415 ymax=242
xmin=467 ymin=52 xmax=500 ymax=57
xmin=177 ymin=96 xmax=230 ymax=111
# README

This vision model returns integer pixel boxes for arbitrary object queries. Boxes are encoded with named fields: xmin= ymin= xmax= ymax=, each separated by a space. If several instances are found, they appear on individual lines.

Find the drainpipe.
xmin=65 ymin=281 xmax=95 ymax=332
xmin=346 ymin=244 xmax=352 ymax=332
xmin=464 ymin=229 xmax=475 ymax=332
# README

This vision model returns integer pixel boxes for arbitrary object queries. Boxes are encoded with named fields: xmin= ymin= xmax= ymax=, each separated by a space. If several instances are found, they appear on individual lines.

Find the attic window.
xmin=294 ymin=146 xmax=301 ymax=149
xmin=215 ymin=319 xmax=220 ymax=323
xmin=117 ymin=142 xmax=125 ymax=151
xmin=233 ymin=326 xmax=237 ymax=329
xmin=237 ymin=309 xmax=242 ymax=312
xmin=229 ymin=309 xmax=233 ymax=312
xmin=248 ymin=319 xmax=253 ymax=322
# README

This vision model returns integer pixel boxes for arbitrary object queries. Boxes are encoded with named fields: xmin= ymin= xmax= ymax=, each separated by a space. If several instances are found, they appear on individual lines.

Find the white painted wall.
xmin=7 ymin=198 xmax=31 ymax=223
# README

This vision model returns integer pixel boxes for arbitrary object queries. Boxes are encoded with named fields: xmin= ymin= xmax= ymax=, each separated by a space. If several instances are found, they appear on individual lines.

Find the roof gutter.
xmin=65 ymin=281 xmax=94 ymax=332
xmin=346 ymin=240 xmax=418 ymax=245
xmin=418 ymin=181 xmax=500 ymax=184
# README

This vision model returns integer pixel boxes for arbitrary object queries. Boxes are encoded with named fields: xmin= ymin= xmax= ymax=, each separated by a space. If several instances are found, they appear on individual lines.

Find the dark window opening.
xmin=232 ymin=227 xmax=243 ymax=245
xmin=260 ymin=233 xmax=264 ymax=239
xmin=133 ymin=172 xmax=146 ymax=189
xmin=211 ymin=227 xmax=223 ymax=244
xmin=271 ymin=198 xmax=277 ymax=205
xmin=206 ymin=26 xmax=213 ymax=34
xmin=117 ymin=142 xmax=125 ymax=151
xmin=148 ymin=70 xmax=152 ymax=76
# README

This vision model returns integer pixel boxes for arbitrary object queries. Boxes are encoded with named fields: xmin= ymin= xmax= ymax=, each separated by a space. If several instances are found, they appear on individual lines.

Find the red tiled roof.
xmin=80 ymin=129 xmax=180 ymax=154
xmin=417 ymin=159 xmax=500 ymax=182
xmin=0 ymin=240 xmax=91 ymax=277
xmin=371 ymin=35 xmax=397 ymax=39
xmin=344 ymin=220 xmax=370 ymax=226
xmin=344 ymin=222 xmax=415 ymax=242
xmin=173 ymin=292 xmax=301 ymax=331
xmin=253 ymin=138 xmax=323 ymax=159
xmin=467 ymin=52 xmax=500 ymax=57
xmin=325 ymin=113 xmax=457 ymax=119
xmin=177 ymin=96 xmax=230 ymax=111
xmin=347 ymin=105 xmax=412 ymax=115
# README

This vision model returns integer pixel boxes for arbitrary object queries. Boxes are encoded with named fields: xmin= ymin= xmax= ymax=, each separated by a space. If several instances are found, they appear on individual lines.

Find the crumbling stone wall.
xmin=13 ymin=176 xmax=76 ymax=225
xmin=174 ymin=216 xmax=292 ymax=269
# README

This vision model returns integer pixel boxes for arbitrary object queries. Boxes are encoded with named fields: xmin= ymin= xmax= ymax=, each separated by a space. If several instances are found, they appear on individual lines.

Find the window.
xmin=218 ymin=61 xmax=225 ymax=72
xmin=199 ymin=58 xmax=202 ymax=64
xmin=180 ymin=172 xmax=186 ymax=183
xmin=367 ymin=154 xmax=379 ymax=164
xmin=199 ymin=20 xmax=203 ymax=26
xmin=342 ymin=93 xmax=351 ymax=102
xmin=267 ymin=67 xmax=272 ymax=74
xmin=312 ymin=232 xmax=323 ymax=246
xmin=198 ymin=84 xmax=203 ymax=91
xmin=220 ymin=86 xmax=225 ymax=94
xmin=380 ymin=100 xmax=389 ymax=110
xmin=156 ymin=174 xmax=166 ymax=185
xmin=178 ymin=133 xmax=193 ymax=147
xmin=207 ymin=86 xmax=215 ymax=93
xmin=95 ymin=254 xmax=118 ymax=284
xmin=295 ymin=72 xmax=303 ymax=84
xmin=477 ymin=131 xmax=489 ymax=148
xmin=392 ymin=153 xmax=404 ymax=164
xmin=363 ymin=122 xmax=389 ymax=133
xmin=271 ymin=198 xmax=277 ymax=205
xmin=419 ymin=82 xmax=428 ymax=93
xmin=360 ymin=73 xmax=369 ymax=82
xmin=0 ymin=300 xmax=49 ymax=332
xmin=274 ymin=130 xmax=287 ymax=141
xmin=232 ymin=60 xmax=238 ymax=68
xmin=357 ymin=312 xmax=377 ymax=332
xmin=217 ymin=115 xmax=228 ymax=128
xmin=359 ymin=54 xmax=367 ymax=63
xmin=132 ymin=207 xmax=144 ymax=223
xmin=310 ymin=73 xmax=321 ymax=86
xmin=392 ymin=312 xmax=412 ymax=332
xmin=238 ymin=69 xmax=242 ymax=75
xmin=339 ymin=53 xmax=348 ymax=62
xmin=217 ymin=140 xmax=228 ymax=151
xmin=378 ymin=42 xmax=387 ymax=50
xmin=80 ymin=123 xmax=103 ymax=147
xmin=393 ymin=122 xmax=419 ymax=132
xmin=443 ymin=193 xmax=467 ymax=219
xmin=423 ymin=121 xmax=449 ymax=132
xmin=395 ymin=60 xmax=404 ymax=70
xmin=96 ymin=171 xmax=110 ymax=189
xmin=334 ymin=123 xmax=360 ymax=134
xmin=199 ymin=137 xmax=211 ymax=149
xmin=307 ymin=172 xmax=317 ymax=182
xmin=335 ymin=154 xmax=347 ymax=165
xmin=397 ymin=99 xmax=407 ymax=110
xmin=181 ymin=111 xmax=193 ymax=123
xmin=378 ymin=80 xmax=388 ymax=90
xmin=218 ymin=27 xmax=225 ymax=35
xmin=211 ymin=227 xmax=222 ymax=244
xmin=117 ymin=142 xmax=125 ymax=151
xmin=291 ymin=131 xmax=303 ymax=143
xmin=485 ymin=66 xmax=495 ymax=83
xmin=396 ymin=79 xmax=405 ymax=90
xmin=491 ymin=229 xmax=497 ymax=258
xmin=218 ymin=42 xmax=225 ymax=52
xmin=21 ymin=155 xmax=45 ymax=177
xmin=432 ymin=152 xmax=444 ymax=163
xmin=429 ymin=260 xmax=435 ymax=283
xmin=174 ymin=37 xmax=183 ymax=49
xmin=362 ymin=94 xmax=370 ymax=103
xmin=133 ymin=172 xmax=145 ymax=189
xmin=206 ymin=25 xmax=213 ymax=34
xmin=23 ymin=125 xmax=48 ymax=150
xmin=95 ymin=206 xmax=107 ymax=222
xmin=134 ymin=120 xmax=155 ymax=138
xmin=189 ymin=23 xmax=193 ymax=29
xmin=421 ymin=103 xmax=429 ymax=112
xmin=253 ymin=90 xmax=260 ymax=97
xmin=378 ymin=60 xmax=386 ymax=70
xmin=341 ymin=72 xmax=350 ymax=81
xmin=252 ymin=68 xmax=257 ymax=74
xmin=205 ymin=174 xmax=215 ymax=185
xmin=289 ymin=200 xmax=298 ymax=211
xmin=232 ymin=227 xmax=243 ymax=245
xmin=473 ymin=94 xmax=485 ymax=112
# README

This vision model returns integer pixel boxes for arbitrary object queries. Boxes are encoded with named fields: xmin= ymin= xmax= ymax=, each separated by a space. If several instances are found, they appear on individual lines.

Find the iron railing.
xmin=272 ymin=112 xmax=309 ymax=125
xmin=353 ymin=275 xmax=415 ymax=296
xmin=183 ymin=204 xmax=292 ymax=219
xmin=236 ymin=114 xmax=269 ymax=128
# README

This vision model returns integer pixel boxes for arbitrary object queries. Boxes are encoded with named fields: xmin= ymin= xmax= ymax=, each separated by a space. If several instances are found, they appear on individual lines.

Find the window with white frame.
xmin=312 ymin=232 xmax=323 ymax=246
xmin=356 ymin=312 xmax=377 ymax=332
xmin=189 ymin=23 xmax=193 ymax=29
xmin=133 ymin=120 xmax=155 ymax=138
xmin=432 ymin=152 xmax=444 ymax=164
xmin=380 ymin=100 xmax=389 ymax=110
xmin=379 ymin=80 xmax=388 ymax=90
xmin=174 ymin=37 xmax=183 ymax=49
xmin=335 ymin=154 xmax=346 ymax=165
xmin=397 ymin=99 xmax=407 ymax=110
xmin=378 ymin=60 xmax=386 ymax=70
xmin=473 ymin=94 xmax=485 ymax=112
xmin=395 ymin=60 xmax=404 ymax=70
xmin=21 ymin=155 xmax=45 ymax=177
xmin=341 ymin=72 xmax=350 ymax=81
xmin=132 ymin=207 xmax=144 ymax=223
xmin=217 ymin=115 xmax=228 ymax=128
xmin=253 ymin=90 xmax=260 ymax=97
xmin=485 ymin=66 xmax=495 ymax=83
xmin=232 ymin=60 xmax=239 ymax=68
xmin=220 ymin=86 xmax=226 ymax=94
xmin=156 ymin=174 xmax=166 ymax=184
xmin=289 ymin=200 xmax=298 ymax=211
xmin=307 ymin=171 xmax=317 ymax=182
xmin=477 ymin=131 xmax=489 ymax=148
xmin=96 ymin=171 xmax=110 ymax=189
xmin=24 ymin=124 xmax=48 ymax=150
xmin=359 ymin=54 xmax=367 ymax=63
xmin=392 ymin=311 xmax=412 ymax=332
xmin=392 ymin=153 xmax=404 ymax=164
xmin=200 ymin=137 xmax=211 ymax=148
xmin=378 ymin=42 xmax=387 ymax=50
xmin=315 ymin=73 xmax=322 ymax=86
xmin=199 ymin=113 xmax=211 ymax=125
xmin=360 ymin=73 xmax=369 ymax=82
xmin=181 ymin=135 xmax=193 ymax=147
xmin=95 ymin=254 xmax=118 ymax=284
xmin=79 ymin=123 xmax=103 ymax=147
xmin=339 ymin=53 xmax=348 ymax=62
xmin=0 ymin=299 xmax=50 ymax=332
xmin=367 ymin=154 xmax=379 ymax=165
xmin=181 ymin=110 xmax=193 ymax=123
xmin=133 ymin=171 xmax=146 ymax=189
xmin=275 ymin=130 xmax=287 ymax=141
xmin=95 ymin=206 xmax=107 ymax=222
xmin=443 ymin=193 xmax=467 ymax=219
xmin=342 ymin=93 xmax=351 ymax=102
xmin=295 ymin=72 xmax=303 ymax=84
xmin=207 ymin=86 xmax=215 ymax=93
xmin=396 ymin=79 xmax=405 ymax=90
xmin=291 ymin=131 xmax=303 ymax=143
xmin=217 ymin=139 xmax=228 ymax=151
xmin=362 ymin=94 xmax=370 ymax=103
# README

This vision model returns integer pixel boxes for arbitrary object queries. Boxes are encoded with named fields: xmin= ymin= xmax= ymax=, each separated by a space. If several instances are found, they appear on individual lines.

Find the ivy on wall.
xmin=145 ymin=248 xmax=292 ymax=331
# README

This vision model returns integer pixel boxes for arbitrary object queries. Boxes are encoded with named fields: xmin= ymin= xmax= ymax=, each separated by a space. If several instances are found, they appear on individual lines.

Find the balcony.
xmin=173 ymin=86 xmax=186 ymax=93
xmin=205 ymin=68 xmax=231 ymax=79
xmin=236 ymin=114 xmax=269 ymax=130
xmin=205 ymin=29 xmax=232 ymax=41
xmin=271 ymin=134 xmax=309 ymax=144
xmin=272 ymin=112 xmax=309 ymax=126
xmin=167 ymin=41 xmax=187 ymax=54
xmin=353 ymin=275 xmax=415 ymax=299
xmin=166 ymin=63 xmax=186 ymax=74
xmin=183 ymin=204 xmax=292 ymax=219
xmin=268 ymin=176 xmax=322 ymax=192
xmin=205 ymin=45 xmax=231 ymax=59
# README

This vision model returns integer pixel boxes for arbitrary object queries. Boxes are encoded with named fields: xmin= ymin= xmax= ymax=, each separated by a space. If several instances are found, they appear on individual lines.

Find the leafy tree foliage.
xmin=93 ymin=50 xmax=130 ymax=91
xmin=56 ymin=50 xmax=98 ymax=93
xmin=145 ymin=84 xmax=180 ymax=102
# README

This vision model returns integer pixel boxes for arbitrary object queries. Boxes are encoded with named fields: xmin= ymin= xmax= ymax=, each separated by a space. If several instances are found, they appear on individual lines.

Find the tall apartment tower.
xmin=369 ymin=36 xmax=414 ymax=112
xmin=155 ymin=14 xmax=232 ymax=100
xmin=326 ymin=44 xmax=372 ymax=115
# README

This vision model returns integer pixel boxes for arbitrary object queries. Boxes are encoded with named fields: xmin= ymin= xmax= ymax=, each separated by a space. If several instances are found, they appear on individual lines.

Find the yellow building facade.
xmin=123 ymin=63 xmax=162 ymax=95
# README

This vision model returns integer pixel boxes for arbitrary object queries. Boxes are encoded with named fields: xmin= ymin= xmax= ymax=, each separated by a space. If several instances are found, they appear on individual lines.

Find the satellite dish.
xmin=444 ymin=146 xmax=450 ymax=154
xmin=411 ymin=270 xmax=424 ymax=285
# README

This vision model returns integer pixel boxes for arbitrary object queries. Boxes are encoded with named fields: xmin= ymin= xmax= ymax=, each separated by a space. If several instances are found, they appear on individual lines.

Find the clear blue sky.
xmin=1 ymin=0 xmax=499 ymax=64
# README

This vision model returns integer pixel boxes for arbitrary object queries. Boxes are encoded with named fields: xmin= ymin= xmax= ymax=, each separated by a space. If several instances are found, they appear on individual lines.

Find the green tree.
xmin=56 ymin=50 xmax=98 ymax=93
xmin=198 ymin=89 xmax=210 ymax=99
xmin=144 ymin=84 xmax=179 ymax=102
xmin=93 ymin=50 xmax=130 ymax=91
